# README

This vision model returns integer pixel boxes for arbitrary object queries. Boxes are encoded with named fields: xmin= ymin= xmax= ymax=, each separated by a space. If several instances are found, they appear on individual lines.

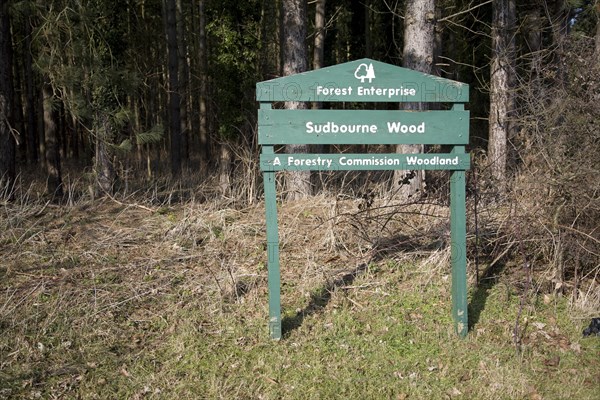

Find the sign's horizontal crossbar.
xmin=258 ymin=109 xmax=469 ymax=145
xmin=260 ymin=153 xmax=470 ymax=171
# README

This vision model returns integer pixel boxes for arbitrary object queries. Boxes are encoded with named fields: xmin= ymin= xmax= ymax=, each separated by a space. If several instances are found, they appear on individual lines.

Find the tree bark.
xmin=197 ymin=0 xmax=209 ymax=169
xmin=550 ymin=0 xmax=570 ymax=86
xmin=595 ymin=3 xmax=600 ymax=63
xmin=24 ymin=12 xmax=38 ymax=164
xmin=42 ymin=78 xmax=63 ymax=197
xmin=394 ymin=0 xmax=435 ymax=200
xmin=523 ymin=6 xmax=542 ymax=81
xmin=283 ymin=0 xmax=311 ymax=200
xmin=176 ymin=0 xmax=190 ymax=163
xmin=218 ymin=144 xmax=232 ymax=196
xmin=94 ymin=114 xmax=116 ymax=195
xmin=488 ymin=0 xmax=515 ymax=192
xmin=166 ymin=0 xmax=181 ymax=176
xmin=0 ymin=0 xmax=15 ymax=192
xmin=313 ymin=0 xmax=326 ymax=71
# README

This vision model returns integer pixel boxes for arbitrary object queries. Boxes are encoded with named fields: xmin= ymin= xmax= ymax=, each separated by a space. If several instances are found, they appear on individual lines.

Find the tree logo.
xmin=354 ymin=63 xmax=375 ymax=83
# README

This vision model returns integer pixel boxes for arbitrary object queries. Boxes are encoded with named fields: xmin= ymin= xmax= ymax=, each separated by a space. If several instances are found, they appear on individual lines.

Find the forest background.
xmin=0 ymin=0 xmax=599 ymax=398
xmin=1 ymin=0 xmax=598 ymax=303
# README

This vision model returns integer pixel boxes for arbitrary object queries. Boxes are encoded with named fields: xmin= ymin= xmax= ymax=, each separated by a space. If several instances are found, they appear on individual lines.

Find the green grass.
xmin=2 ymin=273 xmax=598 ymax=399
xmin=1 ymin=200 xmax=598 ymax=399
xmin=125 ymin=276 xmax=598 ymax=400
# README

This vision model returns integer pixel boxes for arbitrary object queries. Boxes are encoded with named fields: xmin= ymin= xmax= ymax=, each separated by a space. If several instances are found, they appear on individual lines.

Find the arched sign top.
xmin=257 ymin=59 xmax=470 ymax=341
xmin=256 ymin=58 xmax=469 ymax=103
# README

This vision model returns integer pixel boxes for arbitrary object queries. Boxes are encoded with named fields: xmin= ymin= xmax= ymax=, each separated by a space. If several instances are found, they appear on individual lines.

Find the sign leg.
xmin=450 ymin=168 xmax=468 ymax=338
xmin=264 ymin=170 xmax=282 ymax=340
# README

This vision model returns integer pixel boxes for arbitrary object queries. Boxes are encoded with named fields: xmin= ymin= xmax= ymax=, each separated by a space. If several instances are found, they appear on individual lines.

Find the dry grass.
xmin=0 ymin=191 xmax=598 ymax=399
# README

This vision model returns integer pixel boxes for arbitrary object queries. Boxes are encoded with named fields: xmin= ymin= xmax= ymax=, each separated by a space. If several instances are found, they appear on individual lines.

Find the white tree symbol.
xmin=354 ymin=63 xmax=375 ymax=83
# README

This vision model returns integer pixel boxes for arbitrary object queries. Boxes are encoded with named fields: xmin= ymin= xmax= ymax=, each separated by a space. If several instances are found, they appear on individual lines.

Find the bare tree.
xmin=313 ymin=0 xmax=326 ymax=71
xmin=488 ymin=0 xmax=516 ymax=192
xmin=166 ymin=0 xmax=181 ymax=176
xmin=595 ymin=1 xmax=600 ymax=62
xmin=394 ymin=0 xmax=435 ymax=199
xmin=42 ymin=78 xmax=63 ymax=197
xmin=24 ymin=7 xmax=38 ymax=165
xmin=176 ymin=0 xmax=190 ymax=162
xmin=197 ymin=0 xmax=209 ymax=168
xmin=283 ymin=0 xmax=311 ymax=199
xmin=0 ymin=0 xmax=15 ymax=191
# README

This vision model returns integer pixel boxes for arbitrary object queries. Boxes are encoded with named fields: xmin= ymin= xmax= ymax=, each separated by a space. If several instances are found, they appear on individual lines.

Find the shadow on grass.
xmin=281 ymin=232 xmax=445 ymax=337
xmin=468 ymin=261 xmax=506 ymax=331
xmin=282 ymin=263 xmax=368 ymax=337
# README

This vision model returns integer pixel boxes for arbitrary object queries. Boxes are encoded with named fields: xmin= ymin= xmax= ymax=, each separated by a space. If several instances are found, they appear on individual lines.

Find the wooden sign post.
xmin=256 ymin=59 xmax=470 ymax=340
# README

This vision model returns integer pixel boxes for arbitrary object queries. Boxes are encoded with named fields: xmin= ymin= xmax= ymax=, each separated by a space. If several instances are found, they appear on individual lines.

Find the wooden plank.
xmin=258 ymin=109 xmax=469 ymax=145
xmin=256 ymin=58 xmax=469 ymax=103
xmin=450 ymin=144 xmax=468 ymax=338
xmin=260 ymin=153 xmax=470 ymax=171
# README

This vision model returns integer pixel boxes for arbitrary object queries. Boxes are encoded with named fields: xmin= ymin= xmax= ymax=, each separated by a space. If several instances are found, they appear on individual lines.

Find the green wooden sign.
xmin=257 ymin=58 xmax=470 ymax=340
xmin=257 ymin=58 xmax=469 ymax=103
xmin=260 ymin=153 xmax=471 ymax=171
xmin=258 ymin=109 xmax=469 ymax=145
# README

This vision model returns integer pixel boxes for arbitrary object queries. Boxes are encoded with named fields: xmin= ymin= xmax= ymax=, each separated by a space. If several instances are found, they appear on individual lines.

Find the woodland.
xmin=0 ymin=0 xmax=600 ymax=398
xmin=1 ymin=0 xmax=598 ymax=302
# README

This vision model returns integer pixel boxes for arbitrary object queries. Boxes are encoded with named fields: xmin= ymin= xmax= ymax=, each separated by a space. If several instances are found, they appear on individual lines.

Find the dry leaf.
xmin=543 ymin=294 xmax=551 ymax=304
xmin=543 ymin=355 xmax=560 ymax=368
xmin=532 ymin=322 xmax=546 ymax=330
xmin=570 ymin=342 xmax=581 ymax=353
xmin=264 ymin=376 xmax=279 ymax=384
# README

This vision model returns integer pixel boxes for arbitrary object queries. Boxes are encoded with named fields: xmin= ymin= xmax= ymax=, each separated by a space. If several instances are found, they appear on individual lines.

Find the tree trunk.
xmin=197 ymin=0 xmax=209 ymax=169
xmin=595 ymin=3 xmax=600 ymax=63
xmin=218 ymin=144 xmax=232 ymax=196
xmin=365 ymin=0 xmax=372 ymax=58
xmin=166 ymin=0 xmax=181 ymax=176
xmin=550 ymin=0 xmax=570 ymax=86
xmin=12 ymin=47 xmax=25 ymax=163
xmin=313 ymin=0 xmax=326 ymax=70
xmin=394 ymin=0 xmax=435 ymax=200
xmin=42 ymin=78 xmax=63 ymax=197
xmin=94 ymin=114 xmax=116 ymax=195
xmin=312 ymin=0 xmax=326 ymax=113
xmin=488 ymin=0 xmax=516 ymax=193
xmin=24 ymin=13 xmax=38 ymax=165
xmin=523 ymin=6 xmax=542 ymax=82
xmin=176 ymin=0 xmax=190 ymax=163
xmin=283 ymin=0 xmax=311 ymax=200
xmin=0 ymin=0 xmax=15 ymax=192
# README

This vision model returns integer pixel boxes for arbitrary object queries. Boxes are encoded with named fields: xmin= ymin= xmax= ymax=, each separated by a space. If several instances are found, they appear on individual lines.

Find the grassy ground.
xmin=1 ymin=196 xmax=598 ymax=399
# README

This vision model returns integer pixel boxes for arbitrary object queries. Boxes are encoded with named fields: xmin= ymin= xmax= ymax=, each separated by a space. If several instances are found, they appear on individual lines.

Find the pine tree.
xmin=488 ymin=0 xmax=516 ymax=192
xmin=282 ymin=0 xmax=311 ymax=200
xmin=0 ymin=0 xmax=15 ymax=192
xmin=395 ymin=0 xmax=435 ymax=200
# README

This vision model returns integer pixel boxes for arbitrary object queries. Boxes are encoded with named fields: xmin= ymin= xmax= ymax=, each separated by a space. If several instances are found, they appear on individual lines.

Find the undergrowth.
xmin=0 ymin=193 xmax=598 ymax=399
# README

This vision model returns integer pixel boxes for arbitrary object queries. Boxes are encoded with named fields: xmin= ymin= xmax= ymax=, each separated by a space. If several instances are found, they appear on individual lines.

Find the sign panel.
xmin=256 ymin=58 xmax=470 ymax=341
xmin=256 ymin=58 xmax=469 ymax=103
xmin=258 ymin=109 xmax=469 ymax=145
xmin=260 ymin=153 xmax=470 ymax=171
